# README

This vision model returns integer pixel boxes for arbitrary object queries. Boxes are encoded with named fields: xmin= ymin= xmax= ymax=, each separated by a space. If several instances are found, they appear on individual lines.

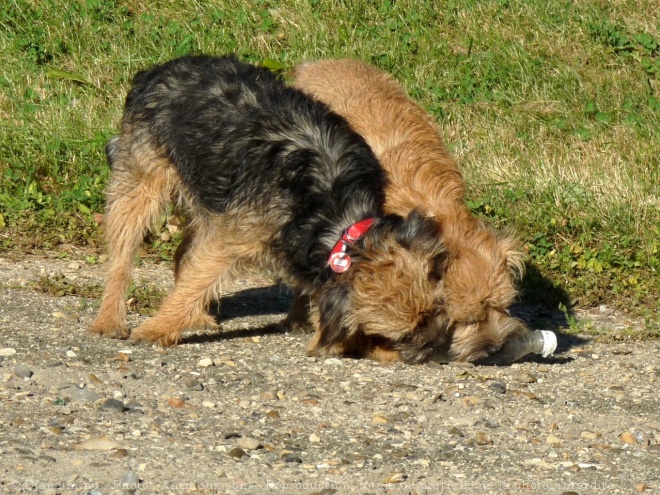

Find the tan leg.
xmin=90 ymin=148 xmax=174 ymax=339
xmin=130 ymin=224 xmax=262 ymax=346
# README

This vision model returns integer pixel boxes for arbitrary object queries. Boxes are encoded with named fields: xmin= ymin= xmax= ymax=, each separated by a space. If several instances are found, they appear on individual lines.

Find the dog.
xmin=90 ymin=54 xmax=452 ymax=362
xmin=293 ymin=59 xmax=528 ymax=364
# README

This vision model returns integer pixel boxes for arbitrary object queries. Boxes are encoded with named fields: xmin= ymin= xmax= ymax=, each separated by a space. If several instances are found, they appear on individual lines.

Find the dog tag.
xmin=329 ymin=252 xmax=352 ymax=273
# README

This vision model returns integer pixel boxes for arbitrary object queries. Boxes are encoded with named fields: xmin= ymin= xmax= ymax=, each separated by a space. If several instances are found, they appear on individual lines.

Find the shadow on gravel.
xmin=184 ymin=269 xmax=587 ymax=357
xmin=210 ymin=284 xmax=293 ymax=320
xmin=183 ymin=322 xmax=287 ymax=345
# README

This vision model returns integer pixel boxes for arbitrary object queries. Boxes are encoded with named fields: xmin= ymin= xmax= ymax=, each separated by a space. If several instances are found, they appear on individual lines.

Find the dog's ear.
xmin=496 ymin=230 xmax=526 ymax=281
xmin=391 ymin=210 xmax=450 ymax=283
xmin=393 ymin=210 xmax=441 ymax=252
xmin=315 ymin=283 xmax=354 ymax=347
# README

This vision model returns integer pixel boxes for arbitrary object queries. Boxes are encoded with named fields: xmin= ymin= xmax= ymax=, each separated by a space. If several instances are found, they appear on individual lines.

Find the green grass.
xmin=1 ymin=0 xmax=658 ymax=331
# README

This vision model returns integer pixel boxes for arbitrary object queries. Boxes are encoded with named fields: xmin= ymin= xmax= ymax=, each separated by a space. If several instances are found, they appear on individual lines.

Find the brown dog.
xmin=294 ymin=59 xmax=527 ymax=363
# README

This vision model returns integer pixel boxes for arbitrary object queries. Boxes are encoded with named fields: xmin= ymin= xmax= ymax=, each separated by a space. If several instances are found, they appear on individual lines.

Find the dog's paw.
xmin=88 ymin=320 xmax=129 ymax=340
xmin=280 ymin=316 xmax=314 ymax=334
xmin=131 ymin=320 xmax=182 ymax=346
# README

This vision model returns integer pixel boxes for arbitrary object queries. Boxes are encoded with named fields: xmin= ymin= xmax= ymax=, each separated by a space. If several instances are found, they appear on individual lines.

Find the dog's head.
xmin=437 ymin=226 xmax=528 ymax=363
xmin=311 ymin=211 xmax=452 ymax=363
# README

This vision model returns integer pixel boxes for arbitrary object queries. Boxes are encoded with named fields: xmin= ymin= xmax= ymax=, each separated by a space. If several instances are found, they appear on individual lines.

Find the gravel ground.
xmin=0 ymin=256 xmax=658 ymax=495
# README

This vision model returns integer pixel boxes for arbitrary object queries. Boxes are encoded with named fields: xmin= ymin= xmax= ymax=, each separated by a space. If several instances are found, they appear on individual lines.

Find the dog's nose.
xmin=486 ymin=345 xmax=502 ymax=356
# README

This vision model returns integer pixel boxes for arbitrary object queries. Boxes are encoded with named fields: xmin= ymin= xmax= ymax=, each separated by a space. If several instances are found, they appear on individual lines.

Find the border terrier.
xmin=294 ymin=59 xmax=528 ymax=363
xmin=90 ymin=55 xmax=449 ymax=362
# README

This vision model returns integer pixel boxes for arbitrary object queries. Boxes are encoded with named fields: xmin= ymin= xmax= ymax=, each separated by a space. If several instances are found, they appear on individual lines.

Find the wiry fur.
xmin=293 ymin=59 xmax=528 ymax=363
xmin=90 ymin=55 xmax=449 ymax=361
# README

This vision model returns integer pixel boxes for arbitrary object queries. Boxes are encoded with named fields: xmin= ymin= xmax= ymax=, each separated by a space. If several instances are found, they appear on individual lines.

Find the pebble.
xmin=227 ymin=447 xmax=247 ymax=459
xmin=489 ymin=382 xmax=507 ymax=394
xmin=14 ymin=364 xmax=33 ymax=378
xmin=197 ymin=357 xmax=214 ymax=368
xmin=0 ymin=348 xmax=17 ymax=357
xmin=512 ymin=371 xmax=537 ymax=383
xmin=309 ymin=433 xmax=321 ymax=443
xmin=448 ymin=427 xmax=465 ymax=437
xmin=101 ymin=399 xmax=126 ymax=412
xmin=619 ymin=431 xmax=638 ymax=444
xmin=474 ymin=432 xmax=493 ymax=445
xmin=185 ymin=378 xmax=204 ymax=391
xmin=121 ymin=471 xmax=140 ymax=489
xmin=259 ymin=390 xmax=277 ymax=400
xmin=546 ymin=435 xmax=562 ymax=446
xmin=237 ymin=437 xmax=261 ymax=450
xmin=323 ymin=358 xmax=343 ymax=366
xmin=580 ymin=430 xmax=600 ymax=440
xmin=73 ymin=436 xmax=121 ymax=451
xmin=69 ymin=387 xmax=103 ymax=402
xmin=66 ymin=350 xmax=77 ymax=358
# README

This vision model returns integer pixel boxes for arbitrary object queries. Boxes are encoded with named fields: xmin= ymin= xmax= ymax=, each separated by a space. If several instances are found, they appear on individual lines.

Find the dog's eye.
xmin=486 ymin=345 xmax=502 ymax=356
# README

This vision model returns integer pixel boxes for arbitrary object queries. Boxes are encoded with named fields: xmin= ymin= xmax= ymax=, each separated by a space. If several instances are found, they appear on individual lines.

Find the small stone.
xmin=619 ymin=431 xmax=638 ymax=444
xmin=73 ymin=436 xmax=121 ymax=451
xmin=512 ymin=371 xmax=537 ymax=383
xmin=0 ymin=348 xmax=17 ymax=357
xmin=383 ymin=472 xmax=407 ymax=484
xmin=236 ymin=437 xmax=261 ymax=450
xmin=109 ymin=449 xmax=129 ymax=459
xmin=266 ymin=410 xmax=281 ymax=419
xmin=461 ymin=396 xmax=481 ymax=407
xmin=323 ymin=358 xmax=343 ymax=366
xmin=202 ymin=401 xmax=216 ymax=408
xmin=448 ymin=427 xmax=465 ymax=437
xmin=474 ymin=432 xmax=493 ymax=445
xmin=185 ymin=378 xmax=204 ymax=391
xmin=69 ymin=387 xmax=102 ymax=402
xmin=259 ymin=390 xmax=276 ymax=400
xmin=197 ymin=357 xmax=214 ymax=368
xmin=636 ymin=483 xmax=649 ymax=493
xmin=488 ymin=382 xmax=506 ymax=394
xmin=14 ymin=364 xmax=33 ymax=378
xmin=66 ymin=350 xmax=77 ymax=358
xmin=281 ymin=452 xmax=303 ymax=463
xmin=372 ymin=414 xmax=389 ymax=425
xmin=101 ymin=398 xmax=126 ymax=412
xmin=546 ymin=434 xmax=562 ymax=446
xmin=560 ymin=492 xmax=580 ymax=495
xmin=227 ymin=447 xmax=247 ymax=459
xmin=121 ymin=471 xmax=140 ymax=490
xmin=580 ymin=430 xmax=600 ymax=440
xmin=309 ymin=433 xmax=321 ymax=443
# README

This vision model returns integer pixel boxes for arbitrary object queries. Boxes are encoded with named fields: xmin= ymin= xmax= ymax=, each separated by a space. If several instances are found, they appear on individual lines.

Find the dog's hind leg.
xmin=90 ymin=141 xmax=175 ymax=338
xmin=130 ymin=221 xmax=262 ymax=346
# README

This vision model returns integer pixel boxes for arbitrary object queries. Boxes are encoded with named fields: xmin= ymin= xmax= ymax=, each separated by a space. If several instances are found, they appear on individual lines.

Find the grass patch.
xmin=1 ymin=0 xmax=658 ymax=328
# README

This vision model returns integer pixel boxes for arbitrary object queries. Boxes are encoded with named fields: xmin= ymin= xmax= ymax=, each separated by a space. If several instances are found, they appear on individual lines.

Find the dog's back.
xmin=124 ymin=55 xmax=385 ymax=222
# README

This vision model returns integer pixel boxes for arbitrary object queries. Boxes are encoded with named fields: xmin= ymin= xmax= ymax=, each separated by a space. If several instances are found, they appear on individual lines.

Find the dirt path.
xmin=0 ymin=256 xmax=658 ymax=495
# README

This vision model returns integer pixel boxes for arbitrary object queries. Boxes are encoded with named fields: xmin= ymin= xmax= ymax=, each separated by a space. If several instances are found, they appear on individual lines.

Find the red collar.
xmin=328 ymin=218 xmax=375 ymax=273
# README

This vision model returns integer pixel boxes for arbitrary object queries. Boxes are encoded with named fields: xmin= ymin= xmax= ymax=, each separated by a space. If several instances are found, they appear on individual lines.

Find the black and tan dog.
xmin=90 ymin=55 xmax=450 ymax=362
